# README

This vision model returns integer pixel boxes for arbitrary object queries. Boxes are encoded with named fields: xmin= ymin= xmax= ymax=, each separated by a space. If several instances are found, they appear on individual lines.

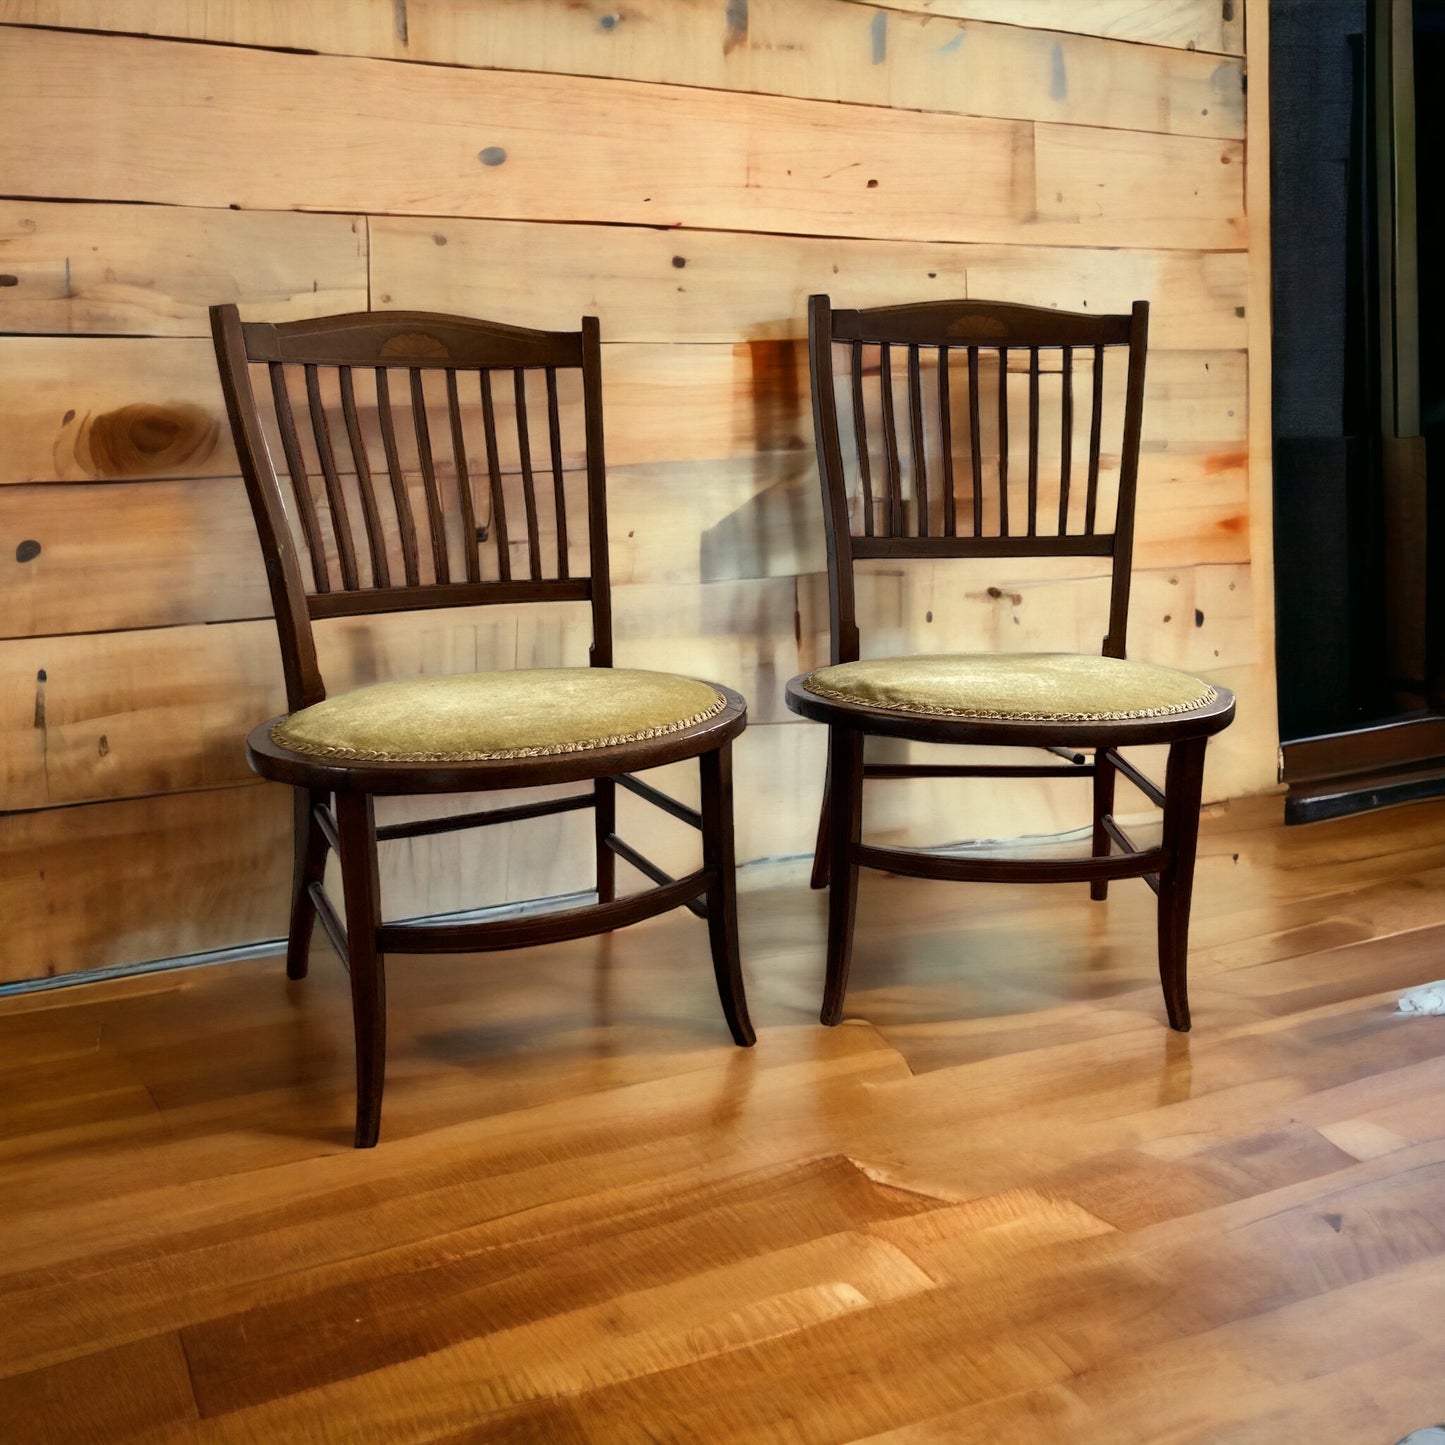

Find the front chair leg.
xmin=699 ymin=744 xmax=755 ymax=1046
xmin=287 ymin=787 xmax=331 ymax=980
xmin=1157 ymin=736 xmax=1208 ymax=1032
xmin=335 ymin=791 xmax=387 ymax=1147
xmin=820 ymin=726 xmax=864 ymax=1026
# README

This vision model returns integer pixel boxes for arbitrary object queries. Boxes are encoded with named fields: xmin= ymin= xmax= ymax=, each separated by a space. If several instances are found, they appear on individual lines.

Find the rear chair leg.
xmin=335 ymin=792 xmax=387 ymax=1148
xmin=700 ymin=743 xmax=755 ymax=1046
xmin=820 ymin=727 xmax=864 ymax=1027
xmin=1157 ymin=736 xmax=1208 ymax=1032
xmin=1090 ymin=749 xmax=1117 ymax=902
xmin=594 ymin=776 xmax=617 ymax=905
xmin=810 ymin=738 xmax=833 ymax=890
xmin=287 ymin=787 xmax=331 ymax=980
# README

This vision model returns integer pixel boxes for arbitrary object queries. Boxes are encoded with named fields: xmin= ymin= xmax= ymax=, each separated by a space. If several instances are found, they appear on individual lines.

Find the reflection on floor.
xmin=3 ymin=794 xmax=1445 ymax=1442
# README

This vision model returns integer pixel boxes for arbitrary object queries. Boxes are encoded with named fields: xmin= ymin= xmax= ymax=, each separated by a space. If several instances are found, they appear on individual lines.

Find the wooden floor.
xmin=4 ymin=794 xmax=1445 ymax=1443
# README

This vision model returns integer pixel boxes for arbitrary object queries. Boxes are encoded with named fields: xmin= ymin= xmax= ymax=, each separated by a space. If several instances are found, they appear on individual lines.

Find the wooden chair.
xmin=210 ymin=305 xmax=754 ymax=1147
xmin=786 ymin=295 xmax=1236 ymax=1030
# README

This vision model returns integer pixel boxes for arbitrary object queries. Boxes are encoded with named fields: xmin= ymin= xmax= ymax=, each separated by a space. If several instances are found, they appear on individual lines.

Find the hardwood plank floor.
xmin=3 ymin=794 xmax=1445 ymax=1443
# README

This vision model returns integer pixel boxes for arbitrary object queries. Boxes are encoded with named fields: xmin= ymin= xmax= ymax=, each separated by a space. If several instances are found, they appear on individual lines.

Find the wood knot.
xmin=68 ymin=403 xmax=219 ymax=478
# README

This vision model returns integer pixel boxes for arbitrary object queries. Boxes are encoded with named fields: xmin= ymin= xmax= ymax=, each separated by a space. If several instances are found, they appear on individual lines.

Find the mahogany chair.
xmin=786 ymin=295 xmax=1235 ymax=1030
xmin=211 ymin=304 xmax=753 ymax=1147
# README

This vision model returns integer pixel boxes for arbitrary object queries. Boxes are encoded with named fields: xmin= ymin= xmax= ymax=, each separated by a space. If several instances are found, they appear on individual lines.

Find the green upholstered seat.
xmin=273 ymin=668 xmax=727 ymax=763
xmin=802 ymin=653 xmax=1217 ymax=723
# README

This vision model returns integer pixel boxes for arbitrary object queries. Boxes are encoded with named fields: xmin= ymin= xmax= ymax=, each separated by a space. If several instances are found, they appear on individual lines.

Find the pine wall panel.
xmin=0 ymin=0 xmax=1246 ymax=136
xmin=0 ymin=0 xmax=1275 ymax=983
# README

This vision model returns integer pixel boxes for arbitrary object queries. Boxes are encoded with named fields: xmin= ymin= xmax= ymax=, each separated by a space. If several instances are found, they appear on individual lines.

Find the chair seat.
xmin=272 ymin=668 xmax=727 ymax=763
xmin=801 ymin=652 xmax=1217 ymax=723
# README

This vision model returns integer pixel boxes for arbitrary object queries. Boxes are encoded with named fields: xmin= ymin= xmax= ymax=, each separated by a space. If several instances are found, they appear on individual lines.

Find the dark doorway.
xmin=1272 ymin=0 xmax=1445 ymax=820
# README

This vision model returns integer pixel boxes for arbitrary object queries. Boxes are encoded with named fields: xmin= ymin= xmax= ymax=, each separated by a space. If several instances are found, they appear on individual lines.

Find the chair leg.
xmin=699 ymin=743 xmax=756 ymax=1046
xmin=1157 ymin=736 xmax=1208 ymax=1033
xmin=286 ymin=788 xmax=331 ymax=980
xmin=1090 ymin=749 xmax=1117 ymax=902
xmin=810 ymin=737 xmax=833 ymax=890
xmin=594 ymin=776 xmax=616 ymax=905
xmin=335 ymin=791 xmax=387 ymax=1148
xmin=820 ymin=726 xmax=865 ymax=1027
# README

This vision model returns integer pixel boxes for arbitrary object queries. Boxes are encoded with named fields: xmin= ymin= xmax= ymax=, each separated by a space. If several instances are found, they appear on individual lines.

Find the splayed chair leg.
xmin=287 ymin=787 xmax=331 ymax=980
xmin=336 ymin=791 xmax=387 ymax=1148
xmin=1157 ymin=736 xmax=1208 ymax=1032
xmin=810 ymin=737 xmax=833 ymax=889
xmin=700 ymin=743 xmax=755 ymax=1046
xmin=820 ymin=727 xmax=864 ymax=1026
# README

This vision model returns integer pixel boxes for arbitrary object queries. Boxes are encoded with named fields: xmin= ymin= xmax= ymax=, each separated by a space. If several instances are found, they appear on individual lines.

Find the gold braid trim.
xmin=801 ymin=677 xmax=1217 ymax=723
xmin=273 ymin=693 xmax=728 ymax=763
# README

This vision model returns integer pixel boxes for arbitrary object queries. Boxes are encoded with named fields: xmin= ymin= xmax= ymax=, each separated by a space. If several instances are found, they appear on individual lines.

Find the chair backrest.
xmin=211 ymin=306 xmax=612 ymax=710
xmin=808 ymin=294 xmax=1150 ymax=664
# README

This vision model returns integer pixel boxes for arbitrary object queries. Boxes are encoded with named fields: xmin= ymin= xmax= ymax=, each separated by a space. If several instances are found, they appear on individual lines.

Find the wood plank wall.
xmin=0 ymin=0 xmax=1276 ymax=985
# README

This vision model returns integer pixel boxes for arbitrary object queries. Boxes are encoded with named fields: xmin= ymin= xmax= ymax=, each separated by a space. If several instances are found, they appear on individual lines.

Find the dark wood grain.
xmin=997 ymin=344 xmax=1011 ymax=534
xmin=287 ymin=787 xmax=329 ymax=981
xmin=1086 ymin=342 xmax=1106 ymax=534
xmin=408 ymin=366 xmax=450 ymax=584
xmin=938 ymin=344 xmax=956 ymax=536
xmin=306 ymin=578 xmax=591 ymax=618
xmin=336 ymin=790 xmax=385 ymax=1147
xmin=1059 ymin=344 xmax=1075 ymax=532
xmin=1105 ymin=302 xmax=1152 ymax=658
xmin=210 ymin=307 xmax=324 ymax=710
xmin=700 ymin=742 xmax=755 ymax=1046
xmin=210 ymin=303 xmax=755 ymax=1145
xmin=830 ymin=298 xmax=1135 ymax=346
xmin=793 ymin=293 xmax=1232 ymax=1032
xmin=580 ymin=316 xmax=613 ymax=669
xmin=378 ymin=869 xmax=713 ymax=954
xmin=339 ymin=366 xmax=392 ymax=588
xmin=850 ymin=534 xmax=1115 ymax=559
xmin=267 ymin=361 xmax=331 ymax=593
xmin=850 ymin=341 xmax=874 ymax=538
xmin=442 ymin=369 xmax=480 ymax=584
xmin=304 ymin=363 xmax=360 ymax=589
xmin=906 ymin=343 xmax=928 ymax=536
xmin=514 ymin=369 xmax=543 ymax=580
xmin=967 ymin=344 xmax=983 ymax=537
xmin=820 ymin=724 xmax=864 ymax=1027
xmin=545 ymin=366 xmax=570 ymax=579
xmin=240 ymin=308 xmax=585 ymax=369
xmin=1027 ymin=344 xmax=1040 ymax=536
xmin=878 ymin=342 xmax=903 ymax=535
xmin=478 ymin=369 xmax=513 ymax=583
xmin=1091 ymin=748 xmax=1119 ymax=903
xmin=373 ymin=366 xmax=422 ymax=587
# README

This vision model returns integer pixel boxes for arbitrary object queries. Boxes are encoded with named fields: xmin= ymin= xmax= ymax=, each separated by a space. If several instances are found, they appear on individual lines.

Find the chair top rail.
xmin=240 ymin=310 xmax=585 ymax=369
xmin=306 ymin=579 xmax=592 ymax=618
xmin=827 ymin=298 xmax=1137 ymax=349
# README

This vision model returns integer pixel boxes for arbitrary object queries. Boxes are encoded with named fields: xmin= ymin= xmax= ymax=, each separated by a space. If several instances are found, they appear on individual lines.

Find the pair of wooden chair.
xmin=211 ymin=297 xmax=1234 ymax=1147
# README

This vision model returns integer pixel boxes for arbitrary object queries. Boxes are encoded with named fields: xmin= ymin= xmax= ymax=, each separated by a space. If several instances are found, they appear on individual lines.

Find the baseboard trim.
xmin=1285 ymin=765 xmax=1445 ymax=824
xmin=0 ymin=887 xmax=597 ymax=999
